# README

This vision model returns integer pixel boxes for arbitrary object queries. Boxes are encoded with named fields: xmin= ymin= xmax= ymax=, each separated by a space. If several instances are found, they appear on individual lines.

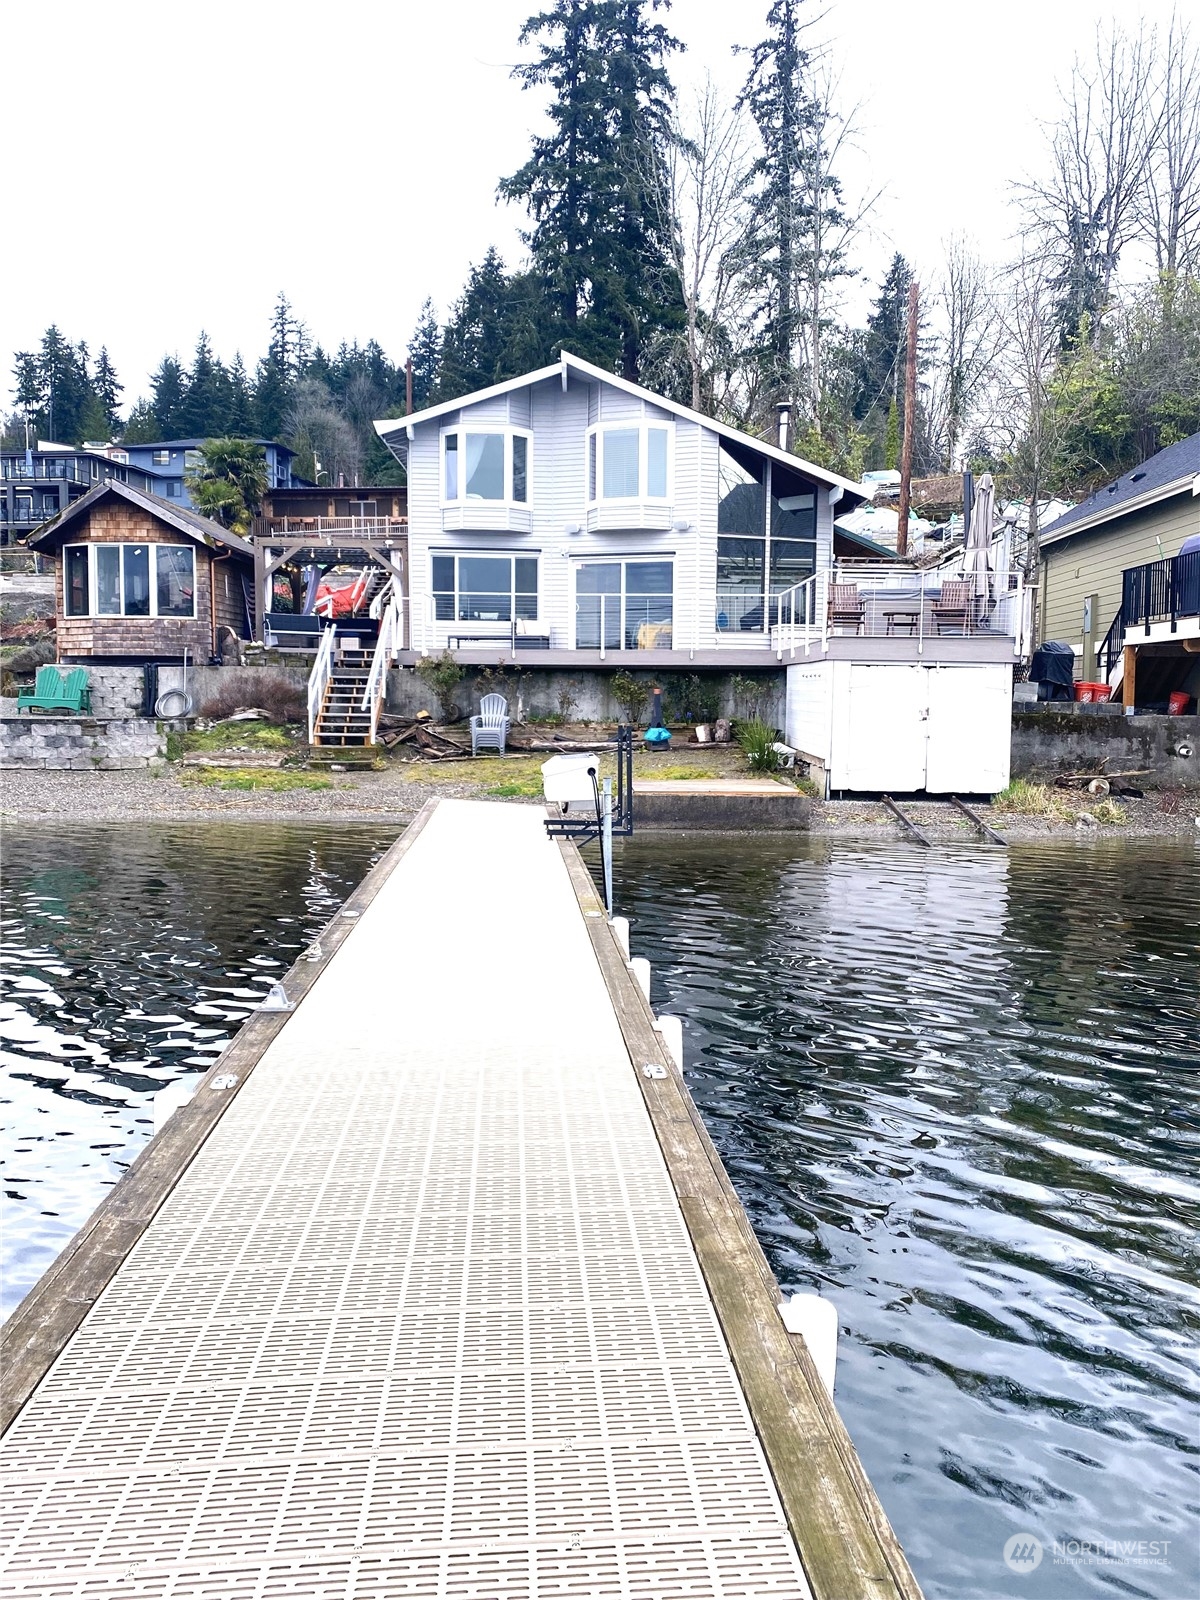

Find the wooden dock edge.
xmin=556 ymin=839 xmax=925 ymax=1600
xmin=0 ymin=801 xmax=438 ymax=1436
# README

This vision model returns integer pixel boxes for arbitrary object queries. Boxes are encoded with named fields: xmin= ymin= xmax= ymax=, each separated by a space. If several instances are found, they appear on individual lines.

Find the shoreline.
xmin=2 ymin=766 xmax=1197 ymax=841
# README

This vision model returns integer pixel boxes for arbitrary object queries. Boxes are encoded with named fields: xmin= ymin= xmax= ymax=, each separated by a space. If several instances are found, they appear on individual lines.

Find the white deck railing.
xmin=771 ymin=563 xmax=1030 ymax=659
xmin=306 ymin=623 xmax=336 ymax=744
xmin=361 ymin=589 xmax=403 ymax=745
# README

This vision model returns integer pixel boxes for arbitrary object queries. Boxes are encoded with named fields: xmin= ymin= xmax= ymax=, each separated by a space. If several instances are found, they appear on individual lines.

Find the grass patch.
xmin=1091 ymin=798 xmax=1127 ymax=825
xmin=643 ymin=765 xmax=716 ymax=781
xmin=185 ymin=766 xmax=331 ymax=792
xmin=486 ymin=779 xmax=544 ymax=797
xmin=182 ymin=722 xmax=297 ymax=756
xmin=792 ymin=776 xmax=823 ymax=798
xmin=991 ymin=780 xmax=1072 ymax=818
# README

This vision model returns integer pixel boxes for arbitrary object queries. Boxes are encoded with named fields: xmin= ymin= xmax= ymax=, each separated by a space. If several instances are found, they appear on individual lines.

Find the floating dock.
xmin=1 ymin=799 xmax=921 ymax=1600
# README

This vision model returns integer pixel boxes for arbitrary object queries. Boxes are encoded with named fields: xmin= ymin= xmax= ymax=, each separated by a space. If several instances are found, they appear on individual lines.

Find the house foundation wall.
xmin=1011 ymin=710 xmax=1200 ymax=788
xmin=384 ymin=665 xmax=786 ymax=726
xmin=0 ymin=716 xmax=166 ymax=770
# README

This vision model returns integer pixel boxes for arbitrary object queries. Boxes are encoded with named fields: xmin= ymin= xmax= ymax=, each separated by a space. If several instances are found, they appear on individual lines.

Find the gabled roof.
xmin=27 ymin=478 xmax=255 ymax=557
xmin=1040 ymin=431 xmax=1200 ymax=547
xmin=374 ymin=351 xmax=867 ymax=502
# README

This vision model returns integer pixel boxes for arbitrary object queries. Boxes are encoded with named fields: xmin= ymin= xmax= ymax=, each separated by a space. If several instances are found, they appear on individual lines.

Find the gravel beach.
xmin=2 ymin=763 xmax=1196 ymax=841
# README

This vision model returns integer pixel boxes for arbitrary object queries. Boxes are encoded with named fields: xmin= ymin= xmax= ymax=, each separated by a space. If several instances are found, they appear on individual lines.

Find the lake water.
xmin=2 ymin=824 xmax=1198 ymax=1599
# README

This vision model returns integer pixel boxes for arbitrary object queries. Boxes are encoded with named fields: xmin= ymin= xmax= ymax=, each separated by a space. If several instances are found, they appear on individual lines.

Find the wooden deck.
xmin=0 ymin=800 xmax=921 ymax=1600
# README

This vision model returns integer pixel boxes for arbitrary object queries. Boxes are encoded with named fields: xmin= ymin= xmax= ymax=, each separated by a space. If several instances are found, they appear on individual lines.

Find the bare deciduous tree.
xmin=1137 ymin=12 xmax=1200 ymax=277
xmin=927 ymin=237 xmax=1001 ymax=470
xmin=993 ymin=255 xmax=1063 ymax=564
xmin=656 ymin=79 xmax=756 ymax=416
xmin=1019 ymin=22 xmax=1158 ymax=335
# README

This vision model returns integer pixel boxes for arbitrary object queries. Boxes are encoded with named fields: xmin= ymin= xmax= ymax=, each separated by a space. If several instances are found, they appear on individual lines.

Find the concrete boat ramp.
xmin=1 ymin=800 xmax=921 ymax=1600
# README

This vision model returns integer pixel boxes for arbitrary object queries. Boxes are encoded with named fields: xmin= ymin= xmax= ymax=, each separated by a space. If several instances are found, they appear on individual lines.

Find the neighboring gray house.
xmin=121 ymin=439 xmax=300 ymax=510
xmin=374 ymin=352 xmax=866 ymax=664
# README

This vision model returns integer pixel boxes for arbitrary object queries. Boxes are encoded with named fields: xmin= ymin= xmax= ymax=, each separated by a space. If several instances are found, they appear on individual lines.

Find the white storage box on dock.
xmin=541 ymin=752 xmax=600 ymax=804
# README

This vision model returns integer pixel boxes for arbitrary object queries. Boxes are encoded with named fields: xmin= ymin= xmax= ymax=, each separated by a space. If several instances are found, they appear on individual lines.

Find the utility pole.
xmin=896 ymin=280 xmax=919 ymax=559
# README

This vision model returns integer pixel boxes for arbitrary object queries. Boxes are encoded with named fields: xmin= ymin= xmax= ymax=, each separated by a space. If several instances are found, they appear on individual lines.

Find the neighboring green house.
xmin=1038 ymin=433 xmax=1200 ymax=699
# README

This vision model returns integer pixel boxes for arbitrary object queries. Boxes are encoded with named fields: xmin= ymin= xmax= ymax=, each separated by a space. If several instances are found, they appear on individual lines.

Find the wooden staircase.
xmin=312 ymin=647 xmax=374 ymax=746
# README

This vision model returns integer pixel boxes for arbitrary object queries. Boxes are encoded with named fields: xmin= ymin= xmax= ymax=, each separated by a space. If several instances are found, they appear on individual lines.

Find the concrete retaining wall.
xmin=1011 ymin=709 xmax=1200 ymax=788
xmin=0 ymin=716 xmax=166 ymax=770
xmin=385 ymin=666 xmax=786 ymax=727
xmin=633 ymin=792 xmax=814 ymax=830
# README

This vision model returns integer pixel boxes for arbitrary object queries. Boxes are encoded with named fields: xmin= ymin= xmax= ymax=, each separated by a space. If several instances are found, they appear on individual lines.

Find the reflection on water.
xmin=0 ymin=823 xmax=397 ymax=1318
xmin=2 ymin=824 xmax=1196 ymax=1599
xmin=613 ymin=837 xmax=1200 ymax=1600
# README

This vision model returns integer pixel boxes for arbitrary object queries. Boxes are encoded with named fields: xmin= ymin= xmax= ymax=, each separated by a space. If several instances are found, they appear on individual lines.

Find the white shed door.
xmin=924 ymin=665 xmax=1012 ymax=793
xmin=843 ymin=665 xmax=927 ymax=790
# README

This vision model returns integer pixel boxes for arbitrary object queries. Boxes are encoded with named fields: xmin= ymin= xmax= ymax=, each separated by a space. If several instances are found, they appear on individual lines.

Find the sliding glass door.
xmin=576 ymin=560 xmax=673 ymax=651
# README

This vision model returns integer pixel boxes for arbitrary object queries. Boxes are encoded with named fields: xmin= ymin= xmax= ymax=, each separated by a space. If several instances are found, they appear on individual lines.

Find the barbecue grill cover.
xmin=1029 ymin=640 xmax=1075 ymax=686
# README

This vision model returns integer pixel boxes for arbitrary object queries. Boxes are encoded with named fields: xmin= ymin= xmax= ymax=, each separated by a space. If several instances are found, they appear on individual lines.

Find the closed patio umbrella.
xmin=962 ymin=472 xmax=995 ymax=605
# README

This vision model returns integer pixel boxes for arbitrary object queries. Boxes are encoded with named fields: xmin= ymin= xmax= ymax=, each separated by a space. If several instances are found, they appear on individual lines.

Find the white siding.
xmin=404 ymin=369 xmax=855 ymax=657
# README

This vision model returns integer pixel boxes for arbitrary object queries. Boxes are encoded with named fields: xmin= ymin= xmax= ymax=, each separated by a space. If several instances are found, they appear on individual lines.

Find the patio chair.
xmin=17 ymin=665 xmax=92 ymax=714
xmin=932 ymin=580 xmax=973 ymax=634
xmin=470 ymin=693 xmax=511 ymax=756
xmin=827 ymin=584 xmax=865 ymax=633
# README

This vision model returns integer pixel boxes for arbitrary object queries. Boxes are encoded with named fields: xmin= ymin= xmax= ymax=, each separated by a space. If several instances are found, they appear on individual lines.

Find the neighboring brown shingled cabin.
xmin=28 ymin=480 xmax=254 ymax=664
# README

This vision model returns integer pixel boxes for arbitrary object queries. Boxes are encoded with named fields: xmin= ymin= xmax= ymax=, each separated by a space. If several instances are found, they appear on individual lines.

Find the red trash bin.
xmin=1168 ymin=691 xmax=1190 ymax=715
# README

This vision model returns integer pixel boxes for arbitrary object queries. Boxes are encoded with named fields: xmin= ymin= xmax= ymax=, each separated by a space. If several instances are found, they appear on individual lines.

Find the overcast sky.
xmin=3 ymin=0 xmax=1182 ymax=413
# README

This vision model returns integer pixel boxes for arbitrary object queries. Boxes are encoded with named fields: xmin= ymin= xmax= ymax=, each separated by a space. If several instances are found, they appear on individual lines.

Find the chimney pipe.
xmin=776 ymin=402 xmax=791 ymax=452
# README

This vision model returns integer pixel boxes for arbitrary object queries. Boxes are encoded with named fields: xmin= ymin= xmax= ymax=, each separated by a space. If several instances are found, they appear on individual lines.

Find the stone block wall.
xmin=0 ymin=716 xmax=166 ymax=770
xmin=81 ymin=666 xmax=148 ymax=718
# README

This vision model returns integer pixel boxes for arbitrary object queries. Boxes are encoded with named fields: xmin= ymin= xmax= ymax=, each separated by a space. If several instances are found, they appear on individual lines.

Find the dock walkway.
xmin=1 ymin=800 xmax=920 ymax=1600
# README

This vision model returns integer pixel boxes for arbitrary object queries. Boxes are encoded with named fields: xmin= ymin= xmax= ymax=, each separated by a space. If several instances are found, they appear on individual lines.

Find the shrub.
xmin=199 ymin=672 xmax=305 ymax=723
xmin=663 ymin=672 xmax=720 ymax=724
xmin=730 ymin=673 xmax=769 ymax=722
xmin=415 ymin=649 xmax=465 ymax=719
xmin=609 ymin=670 xmax=648 ymax=723
xmin=736 ymin=717 xmax=781 ymax=773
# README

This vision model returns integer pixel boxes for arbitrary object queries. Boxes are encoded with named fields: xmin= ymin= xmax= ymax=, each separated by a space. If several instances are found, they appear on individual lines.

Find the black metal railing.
xmin=1099 ymin=607 xmax=1125 ymax=682
xmin=1123 ymin=549 xmax=1200 ymax=636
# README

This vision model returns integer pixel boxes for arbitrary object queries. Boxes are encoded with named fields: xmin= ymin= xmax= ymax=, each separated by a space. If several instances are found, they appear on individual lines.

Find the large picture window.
xmin=586 ymin=424 xmax=673 ymax=503
xmin=715 ymin=445 xmax=816 ymax=631
xmin=63 ymin=543 xmax=196 ymax=619
xmin=576 ymin=560 xmax=673 ymax=650
xmin=431 ymin=553 xmax=538 ymax=623
xmin=440 ymin=429 xmax=532 ymax=507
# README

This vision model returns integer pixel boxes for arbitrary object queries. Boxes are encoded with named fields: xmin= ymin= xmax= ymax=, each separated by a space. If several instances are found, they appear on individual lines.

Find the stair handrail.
xmin=307 ymin=622 xmax=336 ymax=744
xmin=361 ymin=591 xmax=401 ymax=745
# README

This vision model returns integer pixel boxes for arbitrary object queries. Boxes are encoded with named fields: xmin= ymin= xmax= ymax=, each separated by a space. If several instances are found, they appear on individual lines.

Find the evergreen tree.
xmin=255 ymin=294 xmax=307 ymax=439
xmin=36 ymin=328 xmax=94 ymax=443
xmin=92 ymin=347 xmax=123 ymax=434
xmin=501 ymin=0 xmax=684 ymax=378
xmin=11 ymin=352 xmax=42 ymax=441
xmin=737 ymin=0 xmax=816 ymax=401
xmin=406 ymin=299 xmax=442 ymax=410
xmin=853 ymin=254 xmax=912 ymax=422
xmin=227 ymin=355 xmax=256 ymax=435
xmin=149 ymin=356 xmax=188 ymax=438
xmin=177 ymin=332 xmax=233 ymax=438
xmin=437 ymin=249 xmax=556 ymax=399
xmin=121 ymin=399 xmax=161 ymax=445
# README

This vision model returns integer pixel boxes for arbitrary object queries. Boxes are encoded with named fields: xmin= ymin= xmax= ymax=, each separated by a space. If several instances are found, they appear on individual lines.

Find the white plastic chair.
xmin=470 ymin=693 xmax=510 ymax=756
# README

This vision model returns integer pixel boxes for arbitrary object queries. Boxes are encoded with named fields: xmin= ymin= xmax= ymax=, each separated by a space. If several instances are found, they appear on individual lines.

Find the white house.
xmin=371 ymin=352 xmax=1026 ymax=793
xmin=374 ymin=351 xmax=867 ymax=665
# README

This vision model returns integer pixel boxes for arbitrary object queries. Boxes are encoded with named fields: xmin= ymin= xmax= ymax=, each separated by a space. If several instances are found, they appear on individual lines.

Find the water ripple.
xmin=614 ymin=836 xmax=1200 ymax=1600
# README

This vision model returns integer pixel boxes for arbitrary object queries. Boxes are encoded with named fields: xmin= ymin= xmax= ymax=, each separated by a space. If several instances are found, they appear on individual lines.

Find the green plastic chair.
xmin=16 ymin=665 xmax=92 ymax=714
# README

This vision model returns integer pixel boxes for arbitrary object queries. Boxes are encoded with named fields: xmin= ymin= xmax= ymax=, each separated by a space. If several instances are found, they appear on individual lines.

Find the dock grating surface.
xmin=1 ymin=800 xmax=811 ymax=1599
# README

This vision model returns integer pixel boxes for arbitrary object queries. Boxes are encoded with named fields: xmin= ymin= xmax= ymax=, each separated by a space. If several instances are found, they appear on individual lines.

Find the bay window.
xmin=432 ymin=553 xmax=538 ymax=623
xmin=63 ymin=543 xmax=196 ymax=618
xmin=440 ymin=428 xmax=532 ymax=506
xmin=586 ymin=424 xmax=672 ymax=503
